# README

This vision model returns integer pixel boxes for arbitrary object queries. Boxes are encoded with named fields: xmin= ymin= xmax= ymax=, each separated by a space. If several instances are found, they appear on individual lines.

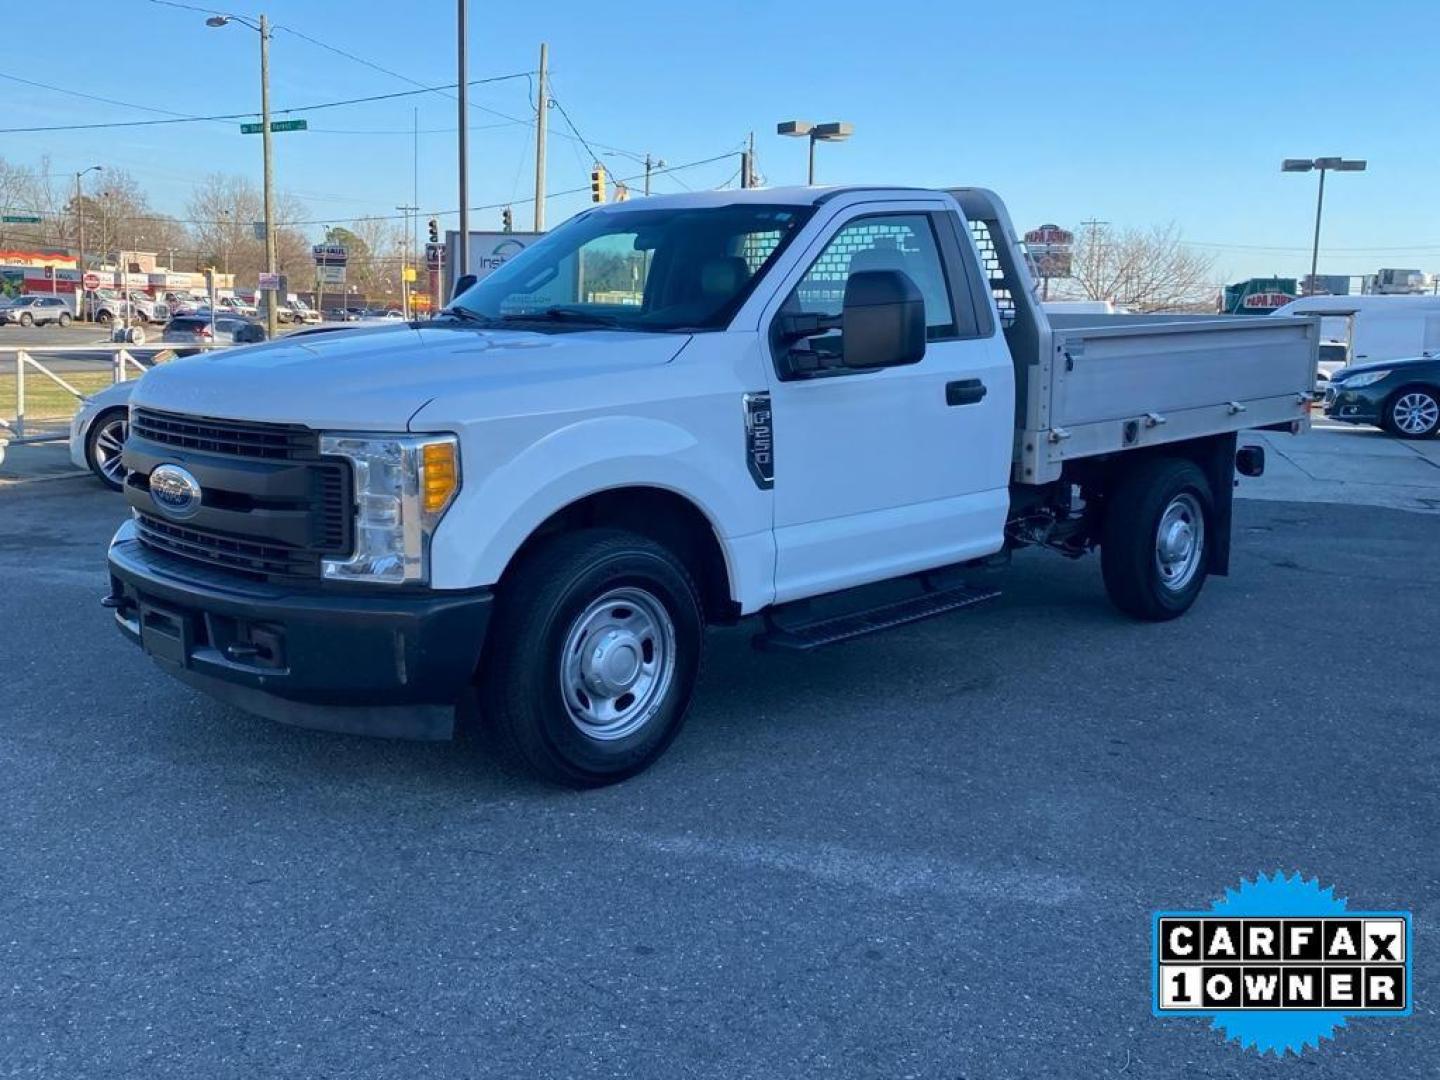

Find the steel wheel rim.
xmin=1154 ymin=492 xmax=1205 ymax=593
xmin=93 ymin=415 xmax=129 ymax=484
xmin=560 ymin=586 xmax=676 ymax=741
xmin=1393 ymin=393 xmax=1439 ymax=435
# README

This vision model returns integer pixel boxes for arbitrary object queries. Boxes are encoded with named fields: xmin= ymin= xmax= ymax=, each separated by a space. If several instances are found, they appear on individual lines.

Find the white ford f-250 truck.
xmin=105 ymin=186 xmax=1318 ymax=785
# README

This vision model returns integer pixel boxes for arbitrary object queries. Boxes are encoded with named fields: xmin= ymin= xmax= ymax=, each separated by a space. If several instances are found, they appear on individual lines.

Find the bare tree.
xmin=0 ymin=155 xmax=57 ymax=251
xmin=329 ymin=218 xmax=404 ymax=302
xmin=1063 ymin=222 xmax=1216 ymax=312
xmin=187 ymin=173 xmax=310 ymax=283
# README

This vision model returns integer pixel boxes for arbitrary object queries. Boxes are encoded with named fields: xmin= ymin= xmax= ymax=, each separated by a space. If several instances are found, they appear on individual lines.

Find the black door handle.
xmin=946 ymin=379 xmax=987 ymax=406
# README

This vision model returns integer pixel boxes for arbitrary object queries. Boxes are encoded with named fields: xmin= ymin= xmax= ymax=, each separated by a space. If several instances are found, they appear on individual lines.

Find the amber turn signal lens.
xmin=421 ymin=441 xmax=459 ymax=514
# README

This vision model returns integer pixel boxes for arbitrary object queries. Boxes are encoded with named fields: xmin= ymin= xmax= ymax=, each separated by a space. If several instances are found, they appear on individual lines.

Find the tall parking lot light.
xmin=1282 ymin=157 xmax=1367 ymax=295
xmin=207 ymin=12 xmax=278 ymax=337
xmin=778 ymin=120 xmax=854 ymax=185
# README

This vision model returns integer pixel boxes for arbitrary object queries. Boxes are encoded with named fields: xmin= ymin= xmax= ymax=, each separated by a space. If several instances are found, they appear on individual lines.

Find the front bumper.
xmin=1324 ymin=383 xmax=1387 ymax=424
xmin=106 ymin=520 xmax=493 ymax=740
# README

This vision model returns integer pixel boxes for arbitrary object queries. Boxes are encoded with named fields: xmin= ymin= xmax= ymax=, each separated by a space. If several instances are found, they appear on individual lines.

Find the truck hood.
xmin=130 ymin=323 xmax=692 ymax=430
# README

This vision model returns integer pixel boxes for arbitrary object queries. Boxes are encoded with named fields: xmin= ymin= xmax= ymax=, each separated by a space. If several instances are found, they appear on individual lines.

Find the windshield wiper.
xmin=439 ymin=305 xmax=495 ymax=325
xmin=500 ymin=307 xmax=621 ymax=326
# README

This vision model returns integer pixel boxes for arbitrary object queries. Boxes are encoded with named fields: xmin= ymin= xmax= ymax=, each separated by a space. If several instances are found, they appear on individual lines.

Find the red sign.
xmin=1024 ymin=224 xmax=1074 ymax=246
xmin=82 ymin=272 xmax=101 ymax=290
xmin=1242 ymin=292 xmax=1294 ymax=310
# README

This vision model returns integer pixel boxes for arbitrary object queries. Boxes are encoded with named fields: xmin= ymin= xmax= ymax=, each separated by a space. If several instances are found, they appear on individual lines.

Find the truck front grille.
xmin=126 ymin=409 xmax=352 ymax=582
xmin=134 ymin=514 xmax=322 ymax=580
xmin=132 ymin=408 xmax=316 ymax=461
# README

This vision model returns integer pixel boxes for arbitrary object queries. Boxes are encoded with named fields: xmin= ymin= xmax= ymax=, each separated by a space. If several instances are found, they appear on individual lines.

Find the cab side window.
xmin=787 ymin=214 xmax=957 ymax=341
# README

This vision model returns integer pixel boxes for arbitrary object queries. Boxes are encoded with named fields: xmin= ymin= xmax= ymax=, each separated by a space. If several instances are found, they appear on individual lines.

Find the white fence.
xmin=0 ymin=343 xmax=223 ymax=447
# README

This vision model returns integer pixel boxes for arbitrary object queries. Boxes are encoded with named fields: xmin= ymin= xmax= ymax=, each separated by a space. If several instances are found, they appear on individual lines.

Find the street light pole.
xmin=206 ymin=13 xmax=277 ymax=335
xmin=1309 ymin=167 xmax=1326 ymax=294
xmin=259 ymin=12 xmax=277 ymax=337
xmin=1282 ymin=157 xmax=1366 ymax=295
xmin=777 ymin=120 xmax=853 ymax=185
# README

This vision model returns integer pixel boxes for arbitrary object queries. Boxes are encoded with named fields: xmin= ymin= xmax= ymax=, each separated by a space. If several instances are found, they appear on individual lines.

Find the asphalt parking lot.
xmin=2 ymin=455 xmax=1438 ymax=1077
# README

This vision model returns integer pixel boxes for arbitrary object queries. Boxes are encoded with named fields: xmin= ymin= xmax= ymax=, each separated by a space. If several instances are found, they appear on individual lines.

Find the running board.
xmin=754 ymin=583 xmax=1001 ymax=653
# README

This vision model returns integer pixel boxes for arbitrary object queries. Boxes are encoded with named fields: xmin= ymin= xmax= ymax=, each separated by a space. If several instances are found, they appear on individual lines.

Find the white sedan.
xmin=69 ymin=380 xmax=137 ymax=490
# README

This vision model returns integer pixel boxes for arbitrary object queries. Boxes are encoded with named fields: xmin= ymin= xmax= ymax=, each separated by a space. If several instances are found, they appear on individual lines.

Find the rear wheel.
xmin=480 ymin=528 xmax=704 ymax=787
xmin=96 ymin=310 xmax=113 ymax=326
xmin=57 ymin=312 xmax=71 ymax=327
xmin=85 ymin=407 xmax=129 ymax=490
xmin=1382 ymin=388 xmax=1440 ymax=439
xmin=1101 ymin=457 xmax=1214 ymax=621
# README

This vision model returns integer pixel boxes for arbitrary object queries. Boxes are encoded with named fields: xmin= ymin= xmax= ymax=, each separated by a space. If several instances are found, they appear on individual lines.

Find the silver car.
xmin=162 ymin=313 xmax=267 ymax=350
xmin=0 ymin=295 xmax=73 ymax=327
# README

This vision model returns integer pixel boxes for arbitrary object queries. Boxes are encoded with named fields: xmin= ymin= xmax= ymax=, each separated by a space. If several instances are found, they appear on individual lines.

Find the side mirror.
xmin=841 ymin=269 xmax=926 ymax=370
xmin=451 ymin=274 xmax=478 ymax=300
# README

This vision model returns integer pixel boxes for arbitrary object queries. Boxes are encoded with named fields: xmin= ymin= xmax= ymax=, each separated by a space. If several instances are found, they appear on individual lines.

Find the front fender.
xmin=428 ymin=413 xmax=772 ymax=602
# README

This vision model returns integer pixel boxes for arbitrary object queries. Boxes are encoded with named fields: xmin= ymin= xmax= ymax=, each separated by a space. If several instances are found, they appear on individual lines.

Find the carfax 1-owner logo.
xmin=1152 ymin=873 xmax=1412 ymax=1055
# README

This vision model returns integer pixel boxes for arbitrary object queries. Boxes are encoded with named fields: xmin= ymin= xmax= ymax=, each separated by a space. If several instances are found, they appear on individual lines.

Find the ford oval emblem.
xmin=149 ymin=464 xmax=203 ymax=520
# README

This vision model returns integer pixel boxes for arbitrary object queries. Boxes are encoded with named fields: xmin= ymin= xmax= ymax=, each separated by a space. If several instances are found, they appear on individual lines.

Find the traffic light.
xmin=590 ymin=165 xmax=607 ymax=204
xmin=501 ymin=207 xmax=513 ymax=233
xmin=427 ymin=217 xmax=439 ymax=244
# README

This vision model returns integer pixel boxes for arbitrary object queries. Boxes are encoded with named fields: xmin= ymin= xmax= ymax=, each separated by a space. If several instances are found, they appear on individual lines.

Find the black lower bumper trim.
xmin=107 ymin=523 xmax=492 ymax=740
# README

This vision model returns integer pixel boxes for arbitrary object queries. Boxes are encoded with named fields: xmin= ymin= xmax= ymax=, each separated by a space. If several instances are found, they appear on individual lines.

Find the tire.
xmin=57 ymin=312 xmax=71 ymax=327
xmin=96 ymin=310 xmax=113 ymax=326
xmin=85 ymin=407 xmax=130 ymax=491
xmin=1100 ymin=457 xmax=1214 ymax=621
xmin=480 ymin=528 xmax=704 ymax=787
xmin=18 ymin=312 xmax=32 ymax=328
xmin=1381 ymin=387 xmax=1440 ymax=440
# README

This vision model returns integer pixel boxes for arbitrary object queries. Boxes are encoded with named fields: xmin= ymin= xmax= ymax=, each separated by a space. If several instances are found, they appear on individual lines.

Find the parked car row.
xmin=325 ymin=306 xmax=404 ymax=322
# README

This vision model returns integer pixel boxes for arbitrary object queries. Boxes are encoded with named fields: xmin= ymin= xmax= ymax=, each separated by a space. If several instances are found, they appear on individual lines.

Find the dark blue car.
xmin=1324 ymin=355 xmax=1440 ymax=439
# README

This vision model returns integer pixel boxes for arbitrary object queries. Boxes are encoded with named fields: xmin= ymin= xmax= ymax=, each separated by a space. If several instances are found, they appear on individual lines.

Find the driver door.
xmin=762 ymin=202 xmax=1013 ymax=603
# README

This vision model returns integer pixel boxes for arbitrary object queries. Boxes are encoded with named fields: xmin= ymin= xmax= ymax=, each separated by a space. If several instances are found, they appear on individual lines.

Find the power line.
xmin=8 ymin=151 xmax=745 ymax=230
xmin=0 ymin=71 xmax=534 ymax=133
xmin=548 ymin=92 xmax=606 ymax=167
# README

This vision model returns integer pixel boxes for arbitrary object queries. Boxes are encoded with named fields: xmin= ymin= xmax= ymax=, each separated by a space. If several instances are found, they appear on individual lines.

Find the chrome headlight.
xmin=319 ymin=433 xmax=460 ymax=584
xmin=1337 ymin=370 xmax=1390 ymax=389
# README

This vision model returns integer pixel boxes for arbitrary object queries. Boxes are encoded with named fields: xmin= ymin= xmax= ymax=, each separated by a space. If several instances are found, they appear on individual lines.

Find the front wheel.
xmin=1101 ymin=458 xmax=1214 ymax=621
xmin=1382 ymin=388 xmax=1440 ymax=439
xmin=96 ymin=310 xmax=112 ymax=326
xmin=18 ymin=312 xmax=32 ymax=327
xmin=480 ymin=528 xmax=704 ymax=787
xmin=57 ymin=312 xmax=71 ymax=327
xmin=85 ymin=407 xmax=129 ymax=490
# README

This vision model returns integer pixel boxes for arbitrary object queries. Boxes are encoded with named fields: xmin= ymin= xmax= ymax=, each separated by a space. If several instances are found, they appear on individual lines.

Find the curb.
xmin=0 ymin=469 xmax=91 ymax=488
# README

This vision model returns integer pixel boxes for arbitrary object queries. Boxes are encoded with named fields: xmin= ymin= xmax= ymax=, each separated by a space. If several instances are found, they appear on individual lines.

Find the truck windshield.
xmin=447 ymin=203 xmax=814 ymax=332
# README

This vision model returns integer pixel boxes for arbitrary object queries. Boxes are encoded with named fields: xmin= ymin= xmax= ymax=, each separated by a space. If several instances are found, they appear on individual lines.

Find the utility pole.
xmin=742 ymin=131 xmax=755 ymax=188
xmin=259 ymin=13 xmax=277 ymax=337
xmin=73 ymin=165 xmax=102 ymax=320
xmin=644 ymin=153 xmax=653 ymax=197
xmin=533 ymin=42 xmax=549 ymax=232
xmin=412 ymin=106 xmax=419 ymax=293
xmin=456 ymin=0 xmax=470 ymax=278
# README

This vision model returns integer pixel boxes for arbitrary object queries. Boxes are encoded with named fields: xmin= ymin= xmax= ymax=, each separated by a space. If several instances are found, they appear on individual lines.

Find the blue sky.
xmin=4 ymin=0 xmax=1435 ymax=284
